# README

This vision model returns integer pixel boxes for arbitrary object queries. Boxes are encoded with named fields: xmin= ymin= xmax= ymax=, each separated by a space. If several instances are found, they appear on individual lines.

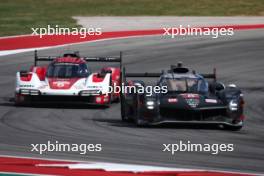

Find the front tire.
xmin=134 ymin=94 xmax=148 ymax=127
xmin=224 ymin=121 xmax=243 ymax=131
xmin=14 ymin=93 xmax=29 ymax=106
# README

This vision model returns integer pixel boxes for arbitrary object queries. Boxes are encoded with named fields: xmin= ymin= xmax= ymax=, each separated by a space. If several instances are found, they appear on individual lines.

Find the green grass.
xmin=0 ymin=0 xmax=264 ymax=36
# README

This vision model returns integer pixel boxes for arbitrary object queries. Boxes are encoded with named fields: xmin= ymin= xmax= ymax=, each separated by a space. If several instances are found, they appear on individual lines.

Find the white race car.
xmin=15 ymin=50 xmax=122 ymax=107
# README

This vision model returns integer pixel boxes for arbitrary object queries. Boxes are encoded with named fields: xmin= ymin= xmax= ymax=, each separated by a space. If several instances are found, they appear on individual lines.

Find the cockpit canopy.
xmin=46 ymin=62 xmax=90 ymax=78
xmin=161 ymin=76 xmax=208 ymax=94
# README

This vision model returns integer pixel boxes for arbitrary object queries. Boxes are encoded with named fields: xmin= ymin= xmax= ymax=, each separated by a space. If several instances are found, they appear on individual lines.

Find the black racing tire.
xmin=223 ymin=121 xmax=243 ymax=131
xmin=111 ymin=95 xmax=120 ymax=103
xmin=121 ymin=94 xmax=129 ymax=122
xmin=135 ymin=118 xmax=146 ymax=127
xmin=14 ymin=100 xmax=22 ymax=107
xmin=14 ymin=94 xmax=30 ymax=106
xmin=106 ymin=93 xmax=112 ymax=108
xmin=224 ymin=125 xmax=243 ymax=131
xmin=104 ymin=102 xmax=111 ymax=109
xmin=114 ymin=96 xmax=120 ymax=103
xmin=134 ymin=94 xmax=148 ymax=127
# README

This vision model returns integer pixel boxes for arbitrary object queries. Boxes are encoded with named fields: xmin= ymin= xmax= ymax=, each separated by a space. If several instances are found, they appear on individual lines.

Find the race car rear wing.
xmin=120 ymin=67 xmax=161 ymax=84
xmin=34 ymin=50 xmax=122 ymax=68
xmin=201 ymin=68 xmax=216 ymax=81
xmin=123 ymin=67 xmax=216 ymax=81
xmin=82 ymin=53 xmax=123 ymax=70
xmin=126 ymin=72 xmax=162 ymax=78
xmin=34 ymin=50 xmax=57 ymax=66
xmin=83 ymin=56 xmax=122 ymax=63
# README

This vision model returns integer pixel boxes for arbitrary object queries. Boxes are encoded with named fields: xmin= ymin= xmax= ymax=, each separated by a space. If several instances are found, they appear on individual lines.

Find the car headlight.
xmin=147 ymin=106 xmax=154 ymax=110
xmin=20 ymin=89 xmax=39 ymax=96
xmin=229 ymin=100 xmax=238 ymax=111
xmin=80 ymin=90 xmax=101 ymax=96
xmin=20 ymin=89 xmax=30 ymax=95
xmin=146 ymin=100 xmax=155 ymax=110
xmin=146 ymin=101 xmax=154 ymax=106
xmin=29 ymin=90 xmax=39 ymax=95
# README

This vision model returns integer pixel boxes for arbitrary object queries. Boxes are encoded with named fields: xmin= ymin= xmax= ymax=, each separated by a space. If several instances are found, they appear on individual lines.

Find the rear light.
xmin=20 ymin=73 xmax=32 ymax=81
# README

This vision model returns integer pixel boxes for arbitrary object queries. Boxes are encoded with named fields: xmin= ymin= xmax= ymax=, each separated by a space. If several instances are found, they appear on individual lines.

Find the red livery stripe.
xmin=0 ymin=24 xmax=264 ymax=51
xmin=0 ymin=156 xmax=254 ymax=176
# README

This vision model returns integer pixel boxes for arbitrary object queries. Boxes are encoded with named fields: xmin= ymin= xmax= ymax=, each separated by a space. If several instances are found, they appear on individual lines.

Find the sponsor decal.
xmin=205 ymin=99 xmax=217 ymax=103
xmin=53 ymin=81 xmax=70 ymax=88
xmin=73 ymin=84 xmax=85 ymax=89
xmin=87 ymin=85 xmax=102 ymax=89
xmin=186 ymin=99 xmax=200 ymax=108
xmin=48 ymin=78 xmax=78 ymax=89
xmin=168 ymin=98 xmax=178 ymax=103
xmin=181 ymin=94 xmax=200 ymax=108
xmin=181 ymin=93 xmax=200 ymax=99
xmin=38 ymin=85 xmax=48 ymax=89
xmin=19 ymin=84 xmax=34 ymax=88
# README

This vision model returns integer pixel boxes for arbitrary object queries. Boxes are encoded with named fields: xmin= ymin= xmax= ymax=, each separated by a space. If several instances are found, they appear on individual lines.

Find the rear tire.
xmin=121 ymin=94 xmax=129 ymax=122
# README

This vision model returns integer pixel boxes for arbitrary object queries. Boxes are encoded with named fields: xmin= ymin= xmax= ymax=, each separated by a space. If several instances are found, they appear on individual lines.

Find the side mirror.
xmin=227 ymin=84 xmax=237 ymax=88
xmin=97 ymin=72 xmax=104 ymax=78
xmin=20 ymin=70 xmax=29 ymax=76
xmin=105 ymin=70 xmax=112 ymax=74
xmin=97 ymin=69 xmax=112 ymax=78
xmin=215 ymin=82 xmax=225 ymax=91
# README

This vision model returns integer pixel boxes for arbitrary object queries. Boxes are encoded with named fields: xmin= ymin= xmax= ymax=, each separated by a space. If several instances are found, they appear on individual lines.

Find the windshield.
xmin=47 ymin=63 xmax=90 ymax=78
xmin=162 ymin=77 xmax=208 ymax=93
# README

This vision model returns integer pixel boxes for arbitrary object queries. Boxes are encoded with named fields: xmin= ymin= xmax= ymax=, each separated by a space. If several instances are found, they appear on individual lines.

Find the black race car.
xmin=120 ymin=63 xmax=245 ymax=130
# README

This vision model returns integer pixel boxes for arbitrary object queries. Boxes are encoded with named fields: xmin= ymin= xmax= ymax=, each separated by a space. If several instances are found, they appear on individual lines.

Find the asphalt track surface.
xmin=0 ymin=29 xmax=263 ymax=174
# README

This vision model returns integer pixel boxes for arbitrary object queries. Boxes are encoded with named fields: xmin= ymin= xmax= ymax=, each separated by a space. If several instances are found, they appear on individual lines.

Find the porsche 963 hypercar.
xmin=15 ymin=50 xmax=122 ymax=107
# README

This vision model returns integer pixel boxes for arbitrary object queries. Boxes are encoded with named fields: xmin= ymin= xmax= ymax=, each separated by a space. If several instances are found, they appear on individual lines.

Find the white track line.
xmin=0 ymin=154 xmax=260 ymax=175
xmin=0 ymin=34 xmax=160 ymax=57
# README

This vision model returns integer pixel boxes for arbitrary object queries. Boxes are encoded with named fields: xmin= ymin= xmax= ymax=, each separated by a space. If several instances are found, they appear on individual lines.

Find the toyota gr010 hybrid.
xmin=120 ymin=63 xmax=245 ymax=130
xmin=15 ymin=50 xmax=122 ymax=107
